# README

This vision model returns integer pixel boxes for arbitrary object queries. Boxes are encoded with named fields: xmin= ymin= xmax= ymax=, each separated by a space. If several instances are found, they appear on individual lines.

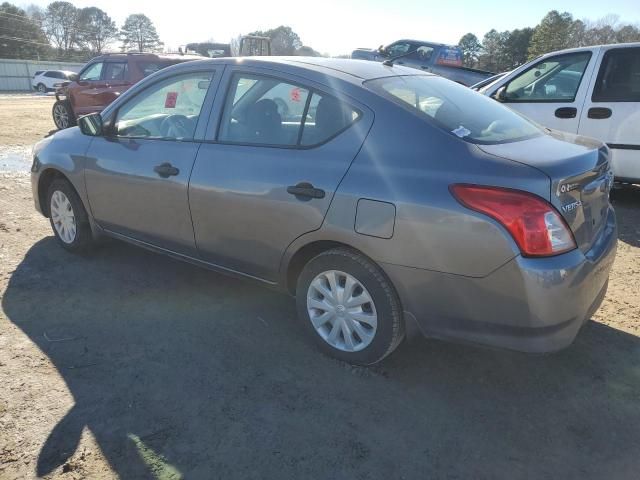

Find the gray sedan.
xmin=30 ymin=57 xmax=617 ymax=365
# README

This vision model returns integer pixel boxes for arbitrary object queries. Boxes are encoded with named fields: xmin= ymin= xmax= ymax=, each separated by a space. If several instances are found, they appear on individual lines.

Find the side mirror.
xmin=378 ymin=45 xmax=387 ymax=55
xmin=68 ymin=73 xmax=78 ymax=81
xmin=78 ymin=113 xmax=103 ymax=136
xmin=493 ymin=85 xmax=507 ymax=102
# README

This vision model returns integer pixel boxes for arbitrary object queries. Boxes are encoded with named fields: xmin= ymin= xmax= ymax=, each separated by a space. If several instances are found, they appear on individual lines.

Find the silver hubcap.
xmin=307 ymin=270 xmax=378 ymax=352
xmin=53 ymin=104 xmax=69 ymax=128
xmin=38 ymin=84 xmax=45 ymax=93
xmin=50 ymin=190 xmax=76 ymax=244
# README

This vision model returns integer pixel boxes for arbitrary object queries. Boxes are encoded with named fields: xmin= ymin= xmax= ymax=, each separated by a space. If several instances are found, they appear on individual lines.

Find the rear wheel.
xmin=37 ymin=83 xmax=47 ymax=93
xmin=47 ymin=179 xmax=93 ymax=252
xmin=52 ymin=101 xmax=76 ymax=130
xmin=296 ymin=248 xmax=404 ymax=365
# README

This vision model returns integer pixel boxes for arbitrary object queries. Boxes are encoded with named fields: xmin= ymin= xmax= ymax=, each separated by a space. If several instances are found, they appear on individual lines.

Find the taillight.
xmin=450 ymin=184 xmax=576 ymax=257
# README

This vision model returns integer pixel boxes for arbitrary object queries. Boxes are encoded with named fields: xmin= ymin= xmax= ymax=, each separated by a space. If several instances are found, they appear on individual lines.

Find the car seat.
xmin=246 ymin=99 xmax=283 ymax=143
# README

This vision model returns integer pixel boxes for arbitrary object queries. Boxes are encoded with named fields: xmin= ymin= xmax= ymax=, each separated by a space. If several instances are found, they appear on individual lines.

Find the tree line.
xmin=0 ymin=1 xmax=162 ymax=61
xmin=0 ymin=1 xmax=321 ymax=62
xmin=459 ymin=10 xmax=640 ymax=72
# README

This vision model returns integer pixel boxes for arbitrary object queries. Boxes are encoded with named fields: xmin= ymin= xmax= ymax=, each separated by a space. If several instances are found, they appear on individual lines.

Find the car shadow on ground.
xmin=3 ymin=237 xmax=640 ymax=479
xmin=611 ymin=184 xmax=640 ymax=248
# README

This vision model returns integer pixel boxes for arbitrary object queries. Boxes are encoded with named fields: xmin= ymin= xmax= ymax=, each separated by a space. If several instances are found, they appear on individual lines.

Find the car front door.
xmin=189 ymin=67 xmax=373 ymax=281
xmin=84 ymin=67 xmax=220 ymax=255
xmin=490 ymin=50 xmax=596 ymax=132
xmin=71 ymin=61 xmax=107 ymax=116
xmin=99 ymin=61 xmax=130 ymax=107
xmin=578 ymin=46 xmax=640 ymax=181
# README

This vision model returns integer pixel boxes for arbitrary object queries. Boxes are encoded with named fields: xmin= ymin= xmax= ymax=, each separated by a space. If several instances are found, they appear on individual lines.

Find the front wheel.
xmin=52 ymin=100 xmax=76 ymax=130
xmin=296 ymin=248 xmax=405 ymax=365
xmin=47 ymin=179 xmax=93 ymax=252
xmin=37 ymin=83 xmax=47 ymax=93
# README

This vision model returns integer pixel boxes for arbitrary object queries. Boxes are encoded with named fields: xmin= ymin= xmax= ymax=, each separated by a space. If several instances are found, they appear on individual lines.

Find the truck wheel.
xmin=52 ymin=101 xmax=76 ymax=130
xmin=37 ymin=83 xmax=47 ymax=94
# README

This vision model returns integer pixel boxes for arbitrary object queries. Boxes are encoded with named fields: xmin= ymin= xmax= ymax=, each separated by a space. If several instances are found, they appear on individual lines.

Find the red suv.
xmin=52 ymin=53 xmax=198 ymax=129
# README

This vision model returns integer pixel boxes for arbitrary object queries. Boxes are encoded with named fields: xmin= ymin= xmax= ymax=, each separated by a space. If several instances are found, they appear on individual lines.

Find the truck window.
xmin=387 ymin=42 xmax=411 ymax=57
xmin=503 ymin=52 xmax=591 ymax=102
xmin=592 ymin=48 xmax=640 ymax=102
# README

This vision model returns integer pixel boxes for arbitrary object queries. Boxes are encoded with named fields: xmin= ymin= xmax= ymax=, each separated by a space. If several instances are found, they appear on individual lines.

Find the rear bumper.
xmin=382 ymin=207 xmax=618 ymax=353
xmin=610 ymin=148 xmax=640 ymax=183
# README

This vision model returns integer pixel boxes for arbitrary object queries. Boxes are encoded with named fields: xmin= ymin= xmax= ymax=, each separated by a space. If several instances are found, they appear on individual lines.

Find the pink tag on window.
xmin=290 ymin=87 xmax=301 ymax=102
xmin=165 ymin=92 xmax=178 ymax=108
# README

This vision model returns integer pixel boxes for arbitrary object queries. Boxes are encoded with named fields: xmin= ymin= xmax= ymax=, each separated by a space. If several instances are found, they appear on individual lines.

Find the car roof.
xmin=179 ymin=56 xmax=430 ymax=85
xmin=535 ymin=42 xmax=640 ymax=58
xmin=93 ymin=53 xmax=202 ymax=62
xmin=392 ymin=39 xmax=452 ymax=48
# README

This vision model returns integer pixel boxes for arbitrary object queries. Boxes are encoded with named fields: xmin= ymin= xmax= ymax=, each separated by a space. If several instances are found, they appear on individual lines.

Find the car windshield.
xmin=366 ymin=75 xmax=542 ymax=145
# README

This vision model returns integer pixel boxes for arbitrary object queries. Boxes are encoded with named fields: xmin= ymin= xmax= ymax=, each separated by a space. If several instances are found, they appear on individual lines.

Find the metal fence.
xmin=0 ymin=58 xmax=84 ymax=92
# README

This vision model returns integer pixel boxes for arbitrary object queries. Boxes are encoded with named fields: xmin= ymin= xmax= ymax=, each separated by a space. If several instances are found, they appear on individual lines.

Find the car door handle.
xmin=555 ymin=107 xmax=577 ymax=119
xmin=588 ymin=107 xmax=612 ymax=119
xmin=287 ymin=182 xmax=325 ymax=199
xmin=153 ymin=162 xmax=180 ymax=178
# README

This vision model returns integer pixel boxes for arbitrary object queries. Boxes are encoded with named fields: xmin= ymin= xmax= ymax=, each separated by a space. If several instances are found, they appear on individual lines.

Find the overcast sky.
xmin=20 ymin=0 xmax=640 ymax=55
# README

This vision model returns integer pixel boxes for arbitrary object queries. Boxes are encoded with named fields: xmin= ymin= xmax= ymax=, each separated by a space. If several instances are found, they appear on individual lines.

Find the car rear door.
xmin=577 ymin=46 xmax=640 ymax=182
xmin=84 ymin=67 xmax=221 ymax=255
xmin=189 ymin=67 xmax=373 ymax=282
xmin=488 ymin=50 xmax=597 ymax=132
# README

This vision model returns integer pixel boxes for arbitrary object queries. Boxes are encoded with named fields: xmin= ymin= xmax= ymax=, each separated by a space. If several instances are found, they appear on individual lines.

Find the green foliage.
xmin=458 ymin=33 xmax=482 ymax=67
xmin=460 ymin=10 xmax=639 ymax=72
xmin=528 ymin=10 xmax=576 ymax=58
xmin=0 ymin=2 xmax=50 ymax=59
xmin=120 ymin=14 xmax=163 ymax=52
xmin=249 ymin=25 xmax=302 ymax=55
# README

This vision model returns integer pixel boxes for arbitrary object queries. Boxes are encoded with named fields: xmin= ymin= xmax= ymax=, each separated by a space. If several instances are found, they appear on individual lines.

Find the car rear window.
xmin=366 ymin=75 xmax=542 ymax=145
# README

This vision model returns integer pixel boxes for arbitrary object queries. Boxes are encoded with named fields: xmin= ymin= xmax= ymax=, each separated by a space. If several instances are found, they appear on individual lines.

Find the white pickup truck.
xmin=479 ymin=43 xmax=640 ymax=183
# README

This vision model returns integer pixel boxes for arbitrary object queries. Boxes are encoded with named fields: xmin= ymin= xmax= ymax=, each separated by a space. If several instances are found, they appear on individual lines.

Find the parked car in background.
xmin=52 ymin=52 xmax=200 ymax=130
xmin=32 ymin=58 xmax=616 ymax=365
xmin=32 ymin=70 xmax=77 ymax=93
xmin=480 ymin=43 xmax=640 ymax=184
xmin=352 ymin=40 xmax=495 ymax=86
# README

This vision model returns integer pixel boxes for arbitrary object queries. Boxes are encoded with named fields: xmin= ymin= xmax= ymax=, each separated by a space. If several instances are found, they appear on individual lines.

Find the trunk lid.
xmin=477 ymin=131 xmax=613 ymax=253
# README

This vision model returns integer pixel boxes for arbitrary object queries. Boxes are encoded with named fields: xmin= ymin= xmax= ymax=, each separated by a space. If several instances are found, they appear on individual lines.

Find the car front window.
xmin=504 ymin=52 xmax=591 ymax=102
xmin=367 ymin=75 xmax=542 ymax=145
xmin=115 ymin=71 xmax=213 ymax=140
xmin=79 ymin=63 xmax=103 ymax=81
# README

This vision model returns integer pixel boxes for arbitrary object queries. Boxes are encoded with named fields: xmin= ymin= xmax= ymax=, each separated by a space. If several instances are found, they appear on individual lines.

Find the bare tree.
xmin=43 ymin=1 xmax=79 ymax=53
xmin=77 ymin=7 xmax=118 ymax=54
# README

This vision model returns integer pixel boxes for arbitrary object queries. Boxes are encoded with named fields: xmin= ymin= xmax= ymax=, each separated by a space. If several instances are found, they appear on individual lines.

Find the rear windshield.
xmin=366 ymin=75 xmax=542 ymax=145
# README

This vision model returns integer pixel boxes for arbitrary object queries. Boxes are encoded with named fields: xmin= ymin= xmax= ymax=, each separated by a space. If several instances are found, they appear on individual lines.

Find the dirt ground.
xmin=0 ymin=96 xmax=639 ymax=479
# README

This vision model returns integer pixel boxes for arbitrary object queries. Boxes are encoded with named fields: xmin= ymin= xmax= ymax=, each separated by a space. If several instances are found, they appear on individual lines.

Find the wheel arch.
xmin=285 ymin=240 xmax=358 ymax=295
xmin=38 ymin=168 xmax=75 ymax=217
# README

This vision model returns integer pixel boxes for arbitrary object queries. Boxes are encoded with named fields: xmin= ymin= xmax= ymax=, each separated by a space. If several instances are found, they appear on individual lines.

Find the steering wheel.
xmin=160 ymin=114 xmax=193 ymax=139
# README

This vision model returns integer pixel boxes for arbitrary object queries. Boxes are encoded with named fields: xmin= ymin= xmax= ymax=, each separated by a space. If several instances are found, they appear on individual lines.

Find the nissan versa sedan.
xmin=30 ymin=57 xmax=617 ymax=365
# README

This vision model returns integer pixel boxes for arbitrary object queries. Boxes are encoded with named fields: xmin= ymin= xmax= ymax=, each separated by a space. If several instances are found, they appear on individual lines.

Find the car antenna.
xmin=382 ymin=49 xmax=418 ymax=67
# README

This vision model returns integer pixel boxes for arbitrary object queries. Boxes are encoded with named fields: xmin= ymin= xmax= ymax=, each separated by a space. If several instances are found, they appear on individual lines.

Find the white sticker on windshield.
xmin=452 ymin=126 xmax=471 ymax=138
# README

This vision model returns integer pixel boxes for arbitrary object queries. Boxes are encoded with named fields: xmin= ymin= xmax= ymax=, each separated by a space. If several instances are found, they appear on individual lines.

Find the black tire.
xmin=47 ymin=178 xmax=93 ymax=253
xmin=37 ymin=83 xmax=47 ymax=93
xmin=296 ymin=248 xmax=405 ymax=365
xmin=52 ymin=100 xmax=76 ymax=130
